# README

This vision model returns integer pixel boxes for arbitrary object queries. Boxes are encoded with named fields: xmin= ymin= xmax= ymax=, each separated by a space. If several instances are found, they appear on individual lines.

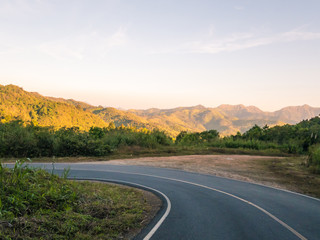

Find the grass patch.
xmin=253 ymin=156 xmax=320 ymax=198
xmin=0 ymin=160 xmax=154 ymax=240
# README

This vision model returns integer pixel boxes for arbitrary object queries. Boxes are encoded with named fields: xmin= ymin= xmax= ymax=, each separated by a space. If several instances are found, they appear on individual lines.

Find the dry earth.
xmin=83 ymin=155 xmax=320 ymax=198
xmin=85 ymin=155 xmax=285 ymax=187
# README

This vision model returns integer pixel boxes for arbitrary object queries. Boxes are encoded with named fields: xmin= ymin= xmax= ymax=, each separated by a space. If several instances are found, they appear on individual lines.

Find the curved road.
xmin=21 ymin=163 xmax=320 ymax=240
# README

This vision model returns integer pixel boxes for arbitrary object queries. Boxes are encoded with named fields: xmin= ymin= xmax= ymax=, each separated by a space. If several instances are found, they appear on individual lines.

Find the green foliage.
xmin=1 ymin=116 xmax=320 ymax=158
xmin=237 ymin=117 xmax=320 ymax=154
xmin=308 ymin=144 xmax=320 ymax=173
xmin=0 ymin=121 xmax=38 ymax=157
xmin=0 ymin=159 xmax=75 ymax=219
xmin=0 ymin=162 xmax=148 ymax=239
xmin=175 ymin=130 xmax=219 ymax=145
xmin=174 ymin=116 xmax=320 ymax=161
xmin=0 ymin=121 xmax=173 ymax=157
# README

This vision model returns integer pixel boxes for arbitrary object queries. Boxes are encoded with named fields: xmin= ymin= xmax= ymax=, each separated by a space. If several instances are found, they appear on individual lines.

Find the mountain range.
xmin=1 ymin=84 xmax=320 ymax=136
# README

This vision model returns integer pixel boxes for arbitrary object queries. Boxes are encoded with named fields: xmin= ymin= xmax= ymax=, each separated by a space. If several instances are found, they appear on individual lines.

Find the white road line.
xmin=71 ymin=177 xmax=171 ymax=240
xmin=167 ymin=178 xmax=307 ymax=240
xmin=23 ymin=162 xmax=320 ymax=202
xmin=65 ymin=168 xmax=307 ymax=240
xmin=192 ymin=168 xmax=320 ymax=203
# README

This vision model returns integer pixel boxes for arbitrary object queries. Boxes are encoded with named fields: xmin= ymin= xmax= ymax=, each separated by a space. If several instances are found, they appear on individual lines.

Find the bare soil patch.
xmin=86 ymin=155 xmax=320 ymax=198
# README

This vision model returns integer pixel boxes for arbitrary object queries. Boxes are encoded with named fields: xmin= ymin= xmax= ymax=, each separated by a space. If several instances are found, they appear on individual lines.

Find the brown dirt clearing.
xmin=83 ymin=154 xmax=320 ymax=198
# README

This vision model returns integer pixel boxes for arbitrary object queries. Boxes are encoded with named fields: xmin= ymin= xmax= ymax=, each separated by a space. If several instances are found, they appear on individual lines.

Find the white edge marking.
xmin=70 ymin=177 xmax=171 ymax=240
xmin=170 ymin=165 xmax=320 ymax=203
xmin=64 ymin=168 xmax=307 ymax=240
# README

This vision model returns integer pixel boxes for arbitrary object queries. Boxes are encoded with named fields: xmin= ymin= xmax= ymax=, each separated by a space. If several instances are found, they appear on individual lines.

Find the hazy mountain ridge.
xmin=273 ymin=105 xmax=320 ymax=123
xmin=128 ymin=104 xmax=320 ymax=136
xmin=47 ymin=97 xmax=94 ymax=110
xmin=1 ymin=85 xmax=320 ymax=136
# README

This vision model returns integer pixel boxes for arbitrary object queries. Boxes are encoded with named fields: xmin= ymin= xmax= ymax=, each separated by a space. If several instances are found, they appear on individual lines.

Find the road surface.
xmin=13 ymin=163 xmax=320 ymax=240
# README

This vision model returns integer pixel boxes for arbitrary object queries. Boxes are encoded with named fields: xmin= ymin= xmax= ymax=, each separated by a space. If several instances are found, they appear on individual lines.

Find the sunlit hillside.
xmin=0 ymin=85 xmax=108 ymax=130
xmin=1 ymin=85 xmax=320 ymax=136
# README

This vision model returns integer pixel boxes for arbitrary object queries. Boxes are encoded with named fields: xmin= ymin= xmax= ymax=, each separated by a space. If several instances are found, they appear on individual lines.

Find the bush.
xmin=0 ymin=122 xmax=173 ymax=157
xmin=308 ymin=144 xmax=320 ymax=173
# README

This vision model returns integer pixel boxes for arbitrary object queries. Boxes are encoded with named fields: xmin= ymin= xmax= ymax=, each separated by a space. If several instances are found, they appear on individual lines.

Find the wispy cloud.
xmin=37 ymin=27 xmax=128 ymax=61
xmin=149 ymin=28 xmax=320 ymax=55
xmin=106 ymin=27 xmax=127 ymax=48
xmin=234 ymin=6 xmax=245 ymax=11
xmin=183 ymin=29 xmax=320 ymax=54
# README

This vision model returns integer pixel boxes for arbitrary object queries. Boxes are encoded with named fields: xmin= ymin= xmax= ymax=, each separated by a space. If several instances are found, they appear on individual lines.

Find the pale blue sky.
xmin=1 ymin=0 xmax=320 ymax=111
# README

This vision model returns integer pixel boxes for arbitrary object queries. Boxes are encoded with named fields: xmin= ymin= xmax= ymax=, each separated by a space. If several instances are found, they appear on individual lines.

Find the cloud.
xmin=180 ymin=29 xmax=320 ymax=54
xmin=106 ymin=27 xmax=127 ymax=48
xmin=37 ymin=27 xmax=128 ymax=61
xmin=281 ymin=30 xmax=320 ymax=41
xmin=234 ymin=6 xmax=245 ymax=11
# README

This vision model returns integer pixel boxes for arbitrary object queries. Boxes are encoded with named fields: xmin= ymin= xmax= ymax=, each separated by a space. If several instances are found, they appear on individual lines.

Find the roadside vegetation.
xmin=308 ymin=144 xmax=320 ymax=173
xmin=0 ymin=121 xmax=172 ymax=158
xmin=0 ymin=116 xmax=320 ymax=173
xmin=0 ymin=160 xmax=154 ymax=240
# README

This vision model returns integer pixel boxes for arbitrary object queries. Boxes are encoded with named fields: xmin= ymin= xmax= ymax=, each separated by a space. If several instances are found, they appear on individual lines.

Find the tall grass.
xmin=0 ymin=160 xmax=150 ymax=239
xmin=0 ymin=159 xmax=75 ymax=220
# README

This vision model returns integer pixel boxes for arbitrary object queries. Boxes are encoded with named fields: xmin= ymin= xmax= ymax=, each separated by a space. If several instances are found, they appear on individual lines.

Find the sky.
xmin=0 ymin=0 xmax=320 ymax=111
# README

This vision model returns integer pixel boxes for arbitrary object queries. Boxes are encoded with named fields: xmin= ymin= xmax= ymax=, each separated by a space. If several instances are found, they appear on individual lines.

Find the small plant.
xmin=51 ymin=156 xmax=55 ymax=176
xmin=62 ymin=166 xmax=70 ymax=179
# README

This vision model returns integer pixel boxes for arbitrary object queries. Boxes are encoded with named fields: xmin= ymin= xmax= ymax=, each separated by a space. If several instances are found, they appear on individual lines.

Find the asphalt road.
xmin=16 ymin=163 xmax=320 ymax=240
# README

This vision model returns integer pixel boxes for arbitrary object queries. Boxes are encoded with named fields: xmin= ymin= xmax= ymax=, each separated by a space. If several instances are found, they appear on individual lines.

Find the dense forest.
xmin=0 ymin=116 xmax=319 ymax=173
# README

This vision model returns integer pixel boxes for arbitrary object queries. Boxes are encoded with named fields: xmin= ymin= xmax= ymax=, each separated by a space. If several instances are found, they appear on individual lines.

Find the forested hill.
xmin=47 ymin=96 xmax=175 ymax=134
xmin=0 ymin=85 xmax=108 ymax=130
xmin=129 ymin=104 xmax=320 ymax=136
xmin=1 ymin=84 xmax=320 ymax=136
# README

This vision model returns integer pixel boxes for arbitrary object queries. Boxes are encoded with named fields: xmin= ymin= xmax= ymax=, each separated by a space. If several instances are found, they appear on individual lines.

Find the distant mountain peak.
xmin=218 ymin=104 xmax=245 ymax=109
xmin=217 ymin=104 xmax=263 ymax=113
xmin=279 ymin=104 xmax=311 ymax=109
xmin=194 ymin=104 xmax=206 ymax=109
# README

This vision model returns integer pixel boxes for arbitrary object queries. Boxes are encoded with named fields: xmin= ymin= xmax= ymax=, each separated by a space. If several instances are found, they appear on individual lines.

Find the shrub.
xmin=308 ymin=144 xmax=320 ymax=173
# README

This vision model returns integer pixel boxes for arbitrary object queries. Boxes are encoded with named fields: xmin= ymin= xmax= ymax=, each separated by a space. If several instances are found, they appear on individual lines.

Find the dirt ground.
xmin=84 ymin=154 xmax=320 ymax=198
